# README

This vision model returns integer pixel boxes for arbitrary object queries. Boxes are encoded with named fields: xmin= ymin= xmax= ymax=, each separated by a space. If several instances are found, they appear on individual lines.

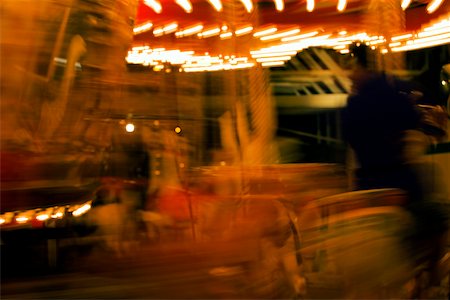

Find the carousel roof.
xmin=129 ymin=0 xmax=449 ymax=72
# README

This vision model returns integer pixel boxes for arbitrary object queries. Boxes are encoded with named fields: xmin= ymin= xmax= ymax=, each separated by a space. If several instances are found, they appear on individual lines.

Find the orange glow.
xmin=175 ymin=0 xmax=193 ymax=13
xmin=220 ymin=32 xmax=233 ymax=39
xmin=16 ymin=216 xmax=29 ymax=223
xmin=176 ymin=24 xmax=203 ymax=37
xmin=273 ymin=0 xmax=284 ymax=11
xmin=337 ymin=0 xmax=347 ymax=12
xmin=306 ymin=0 xmax=315 ymax=12
xmin=239 ymin=0 xmax=253 ymax=13
xmin=253 ymin=27 xmax=278 ymax=37
xmin=427 ymin=0 xmax=444 ymax=14
xmin=198 ymin=27 xmax=221 ymax=38
xmin=235 ymin=26 xmax=253 ymax=36
xmin=401 ymin=0 xmax=412 ymax=10
xmin=260 ymin=28 xmax=300 ymax=41
xmin=143 ymin=0 xmax=162 ymax=13
xmin=206 ymin=0 xmax=222 ymax=12
xmin=133 ymin=22 xmax=153 ymax=34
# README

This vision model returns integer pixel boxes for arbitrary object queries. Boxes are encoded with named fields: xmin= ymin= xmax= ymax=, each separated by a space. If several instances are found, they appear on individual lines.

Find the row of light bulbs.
xmin=128 ymin=14 xmax=450 ymax=72
xmin=0 ymin=200 xmax=92 ymax=227
xmin=142 ymin=0 xmax=445 ymax=14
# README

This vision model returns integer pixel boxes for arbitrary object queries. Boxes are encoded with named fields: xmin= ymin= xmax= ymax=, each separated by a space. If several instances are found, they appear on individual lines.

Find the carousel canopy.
xmin=129 ymin=0 xmax=449 ymax=72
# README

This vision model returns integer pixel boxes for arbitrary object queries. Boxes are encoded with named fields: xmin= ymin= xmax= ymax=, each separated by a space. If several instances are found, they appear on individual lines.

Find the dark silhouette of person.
xmin=341 ymin=44 xmax=448 ymax=286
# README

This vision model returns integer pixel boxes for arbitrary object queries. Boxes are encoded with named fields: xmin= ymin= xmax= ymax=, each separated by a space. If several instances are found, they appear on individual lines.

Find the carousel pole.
xmin=364 ymin=0 xmax=406 ymax=72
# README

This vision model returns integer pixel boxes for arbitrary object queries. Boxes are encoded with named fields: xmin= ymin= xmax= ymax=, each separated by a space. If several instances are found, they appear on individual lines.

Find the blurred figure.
xmin=342 ymin=44 xmax=449 ymax=289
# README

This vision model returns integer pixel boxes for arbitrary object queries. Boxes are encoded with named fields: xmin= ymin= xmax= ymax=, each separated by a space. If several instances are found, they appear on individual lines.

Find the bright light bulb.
xmin=143 ymin=0 xmax=162 ymax=13
xmin=337 ymin=0 xmax=347 ymax=11
xmin=401 ymin=0 xmax=411 ymax=10
xmin=175 ymin=0 xmax=193 ymax=13
xmin=126 ymin=123 xmax=135 ymax=133
xmin=426 ymin=0 xmax=444 ymax=14
xmin=273 ymin=0 xmax=284 ymax=11
xmin=306 ymin=0 xmax=314 ymax=12
xmin=207 ymin=0 xmax=222 ymax=11
xmin=175 ymin=126 xmax=182 ymax=134
xmin=36 ymin=214 xmax=50 ymax=221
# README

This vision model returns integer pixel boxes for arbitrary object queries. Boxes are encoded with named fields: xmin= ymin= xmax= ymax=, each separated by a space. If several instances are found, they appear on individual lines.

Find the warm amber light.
xmin=175 ymin=0 xmax=193 ymax=13
xmin=260 ymin=28 xmax=300 ymax=41
xmin=337 ymin=0 xmax=347 ymax=12
xmin=199 ymin=27 xmax=221 ymax=38
xmin=16 ymin=216 xmax=29 ymax=223
xmin=143 ymin=0 xmax=162 ymax=13
xmin=207 ymin=0 xmax=223 ymax=11
xmin=240 ymin=0 xmax=253 ymax=12
xmin=175 ymin=126 xmax=182 ymax=134
xmin=427 ymin=0 xmax=444 ymax=14
xmin=36 ymin=214 xmax=50 ymax=221
xmin=253 ymin=27 xmax=278 ymax=37
xmin=306 ymin=0 xmax=314 ymax=12
xmin=126 ymin=123 xmax=135 ymax=132
xmin=235 ymin=26 xmax=253 ymax=36
xmin=133 ymin=22 xmax=153 ymax=34
xmin=401 ymin=0 xmax=411 ymax=10
xmin=73 ymin=203 xmax=91 ymax=217
xmin=220 ymin=32 xmax=233 ymax=39
xmin=273 ymin=0 xmax=284 ymax=11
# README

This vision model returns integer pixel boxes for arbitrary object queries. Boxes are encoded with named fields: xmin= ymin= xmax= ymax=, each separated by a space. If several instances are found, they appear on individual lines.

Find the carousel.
xmin=1 ymin=0 xmax=449 ymax=298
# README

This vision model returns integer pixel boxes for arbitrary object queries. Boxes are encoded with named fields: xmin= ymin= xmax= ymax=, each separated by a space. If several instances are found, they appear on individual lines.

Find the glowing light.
xmin=442 ymin=80 xmax=447 ymax=86
xmin=153 ymin=27 xmax=164 ymax=36
xmin=340 ymin=49 xmax=350 ymax=54
xmin=220 ymin=161 xmax=226 ymax=166
xmin=401 ymin=0 xmax=411 ymax=10
xmin=240 ymin=0 xmax=253 ymax=12
xmin=51 ymin=208 xmax=64 ymax=219
xmin=143 ymin=0 xmax=162 ymax=13
xmin=391 ymin=36 xmax=450 ymax=51
xmin=274 ymin=0 xmax=284 ymax=11
xmin=391 ymin=33 xmax=413 ymax=41
xmin=424 ymin=18 xmax=450 ymax=31
xmin=199 ymin=27 xmax=221 ymax=38
xmin=175 ymin=0 xmax=193 ymax=13
xmin=175 ymin=126 xmax=182 ymax=133
xmin=281 ymin=31 xmax=319 ymax=41
xmin=126 ymin=123 xmax=135 ymax=132
xmin=337 ymin=0 xmax=347 ymax=11
xmin=235 ymin=26 xmax=253 ymax=36
xmin=256 ymin=56 xmax=292 ymax=62
xmin=0 ymin=218 xmax=5 ymax=225
xmin=16 ymin=216 xmax=29 ymax=223
xmin=418 ymin=26 xmax=450 ymax=38
xmin=389 ymin=41 xmax=402 ymax=47
xmin=36 ymin=213 xmax=50 ymax=221
xmin=261 ymin=61 xmax=285 ymax=67
xmin=163 ymin=23 xmax=178 ymax=34
xmin=260 ymin=28 xmax=300 ymax=41
xmin=73 ymin=203 xmax=92 ymax=217
xmin=251 ymin=51 xmax=297 ymax=58
xmin=207 ymin=0 xmax=223 ymax=11
xmin=220 ymin=32 xmax=233 ymax=39
xmin=253 ymin=27 xmax=278 ymax=37
xmin=306 ymin=0 xmax=315 ymax=12
xmin=427 ymin=0 xmax=444 ymax=13
xmin=133 ymin=22 xmax=153 ymax=34
xmin=176 ymin=24 xmax=203 ymax=37
xmin=339 ymin=30 xmax=347 ymax=35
